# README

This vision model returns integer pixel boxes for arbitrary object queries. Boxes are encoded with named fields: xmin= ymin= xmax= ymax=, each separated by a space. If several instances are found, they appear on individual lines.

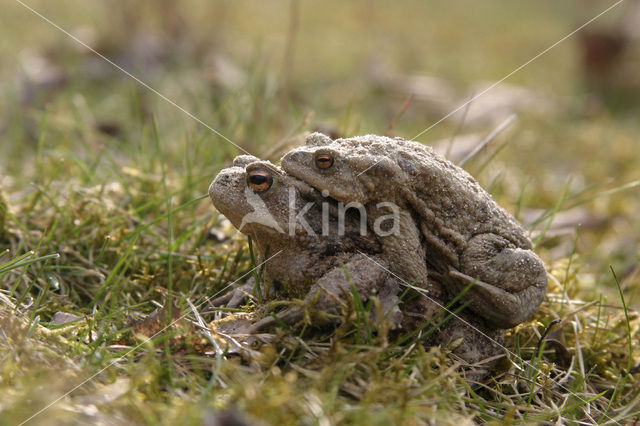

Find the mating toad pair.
xmin=209 ymin=133 xmax=547 ymax=367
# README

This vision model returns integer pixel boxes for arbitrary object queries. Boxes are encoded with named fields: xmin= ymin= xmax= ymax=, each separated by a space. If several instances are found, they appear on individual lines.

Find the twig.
xmin=279 ymin=0 xmax=300 ymax=101
xmin=458 ymin=113 xmax=517 ymax=167
xmin=445 ymin=91 xmax=474 ymax=159
xmin=385 ymin=94 xmax=414 ymax=136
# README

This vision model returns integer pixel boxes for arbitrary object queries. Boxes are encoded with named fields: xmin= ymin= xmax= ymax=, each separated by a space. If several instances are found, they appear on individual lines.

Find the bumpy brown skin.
xmin=209 ymin=156 xmax=505 ymax=367
xmin=208 ymin=155 xmax=402 ymax=331
xmin=401 ymin=283 xmax=504 ymax=375
xmin=281 ymin=133 xmax=547 ymax=329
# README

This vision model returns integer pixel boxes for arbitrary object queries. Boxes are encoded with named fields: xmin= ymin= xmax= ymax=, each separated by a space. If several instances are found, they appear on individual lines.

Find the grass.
xmin=1 ymin=0 xmax=640 ymax=424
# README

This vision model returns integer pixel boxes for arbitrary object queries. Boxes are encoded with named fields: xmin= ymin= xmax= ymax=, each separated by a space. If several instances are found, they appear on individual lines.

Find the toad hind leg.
xmin=453 ymin=233 xmax=547 ymax=329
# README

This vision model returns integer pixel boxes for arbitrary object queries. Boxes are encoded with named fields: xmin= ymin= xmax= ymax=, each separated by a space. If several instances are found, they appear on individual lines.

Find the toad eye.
xmin=315 ymin=153 xmax=334 ymax=169
xmin=247 ymin=169 xmax=273 ymax=193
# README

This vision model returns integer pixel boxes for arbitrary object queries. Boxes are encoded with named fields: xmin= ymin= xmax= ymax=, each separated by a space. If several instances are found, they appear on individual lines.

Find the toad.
xmin=208 ymin=155 xmax=504 ymax=368
xmin=208 ymin=155 xmax=402 ymax=331
xmin=281 ymin=133 xmax=547 ymax=329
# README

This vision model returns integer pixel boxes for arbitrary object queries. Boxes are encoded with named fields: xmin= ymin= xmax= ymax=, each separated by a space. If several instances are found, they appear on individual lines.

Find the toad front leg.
xmin=370 ymin=208 xmax=430 ymax=292
xmin=250 ymin=254 xmax=402 ymax=332
xmin=451 ymin=233 xmax=547 ymax=329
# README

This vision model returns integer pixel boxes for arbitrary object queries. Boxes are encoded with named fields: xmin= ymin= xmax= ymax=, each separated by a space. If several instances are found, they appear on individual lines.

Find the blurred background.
xmin=1 ymin=0 xmax=639 ymax=305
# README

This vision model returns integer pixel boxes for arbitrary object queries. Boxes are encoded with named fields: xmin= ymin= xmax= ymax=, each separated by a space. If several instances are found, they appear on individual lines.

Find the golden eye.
xmin=247 ymin=169 xmax=273 ymax=193
xmin=315 ymin=153 xmax=334 ymax=169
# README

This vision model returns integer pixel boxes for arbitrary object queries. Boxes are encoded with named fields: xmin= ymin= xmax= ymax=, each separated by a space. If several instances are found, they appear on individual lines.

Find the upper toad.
xmin=281 ymin=133 xmax=547 ymax=328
